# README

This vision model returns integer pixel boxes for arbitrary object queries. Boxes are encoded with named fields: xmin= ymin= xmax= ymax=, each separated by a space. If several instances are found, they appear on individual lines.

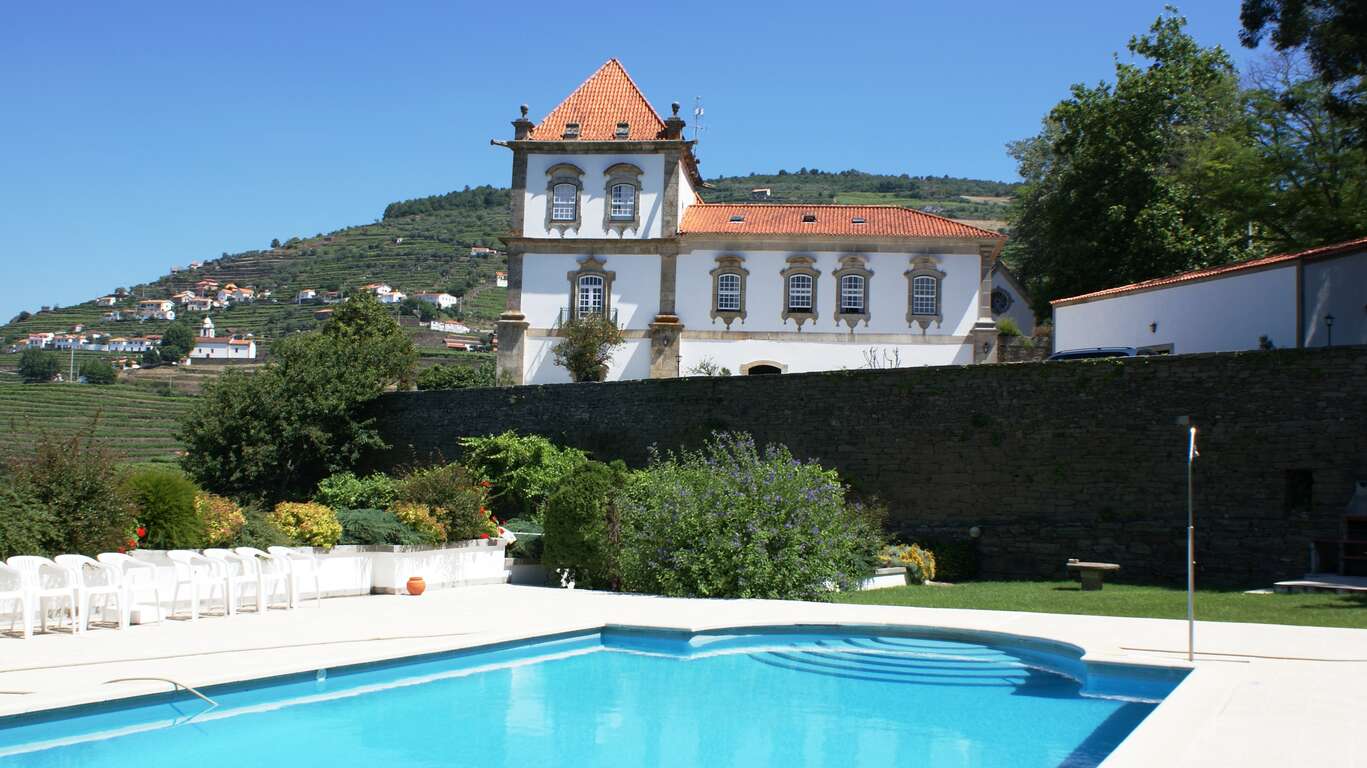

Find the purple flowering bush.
xmin=617 ymin=433 xmax=882 ymax=600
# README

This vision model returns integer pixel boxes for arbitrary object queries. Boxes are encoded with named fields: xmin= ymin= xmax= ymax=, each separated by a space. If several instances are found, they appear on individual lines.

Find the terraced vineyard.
xmin=0 ymin=376 xmax=193 ymax=464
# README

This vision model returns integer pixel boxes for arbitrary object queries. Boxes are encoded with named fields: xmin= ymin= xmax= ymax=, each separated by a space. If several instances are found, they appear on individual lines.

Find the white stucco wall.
xmin=522 ymin=153 xmax=666 ymax=239
xmin=520 ymin=253 xmax=661 ymax=330
xmin=1053 ymin=264 xmax=1297 ymax=353
xmin=1302 ymin=250 xmax=1367 ymax=347
xmin=676 ymin=161 xmax=696 ymax=230
xmin=676 ymin=249 xmax=982 ymax=336
xmin=680 ymin=338 xmax=972 ymax=374
xmin=991 ymin=269 xmax=1035 ymax=335
xmin=524 ymin=336 xmax=652 ymax=384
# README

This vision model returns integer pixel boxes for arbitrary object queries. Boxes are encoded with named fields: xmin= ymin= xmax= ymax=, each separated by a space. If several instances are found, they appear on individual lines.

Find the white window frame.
xmin=912 ymin=276 xmax=938 ymax=316
xmin=840 ymin=274 xmax=865 ymax=313
xmin=552 ymin=183 xmax=578 ymax=222
xmin=609 ymin=183 xmax=636 ymax=220
xmin=787 ymin=274 xmax=813 ymax=311
xmin=576 ymin=274 xmax=605 ymax=318
xmin=716 ymin=273 xmax=742 ymax=312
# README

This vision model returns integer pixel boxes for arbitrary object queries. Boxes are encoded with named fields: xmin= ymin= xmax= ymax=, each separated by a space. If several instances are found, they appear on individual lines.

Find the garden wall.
xmin=367 ymin=346 xmax=1367 ymax=586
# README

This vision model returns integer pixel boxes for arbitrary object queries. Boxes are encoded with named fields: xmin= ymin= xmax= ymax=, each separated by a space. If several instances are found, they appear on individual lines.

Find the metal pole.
xmin=1187 ymin=425 xmax=1197 ymax=662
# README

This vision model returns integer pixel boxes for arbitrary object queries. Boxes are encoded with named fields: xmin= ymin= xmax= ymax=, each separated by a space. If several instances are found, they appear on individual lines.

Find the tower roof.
xmin=527 ymin=59 xmax=668 ymax=141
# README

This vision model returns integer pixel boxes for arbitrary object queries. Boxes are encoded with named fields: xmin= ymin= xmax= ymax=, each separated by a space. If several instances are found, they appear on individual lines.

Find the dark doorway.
xmin=746 ymin=364 xmax=782 ymax=375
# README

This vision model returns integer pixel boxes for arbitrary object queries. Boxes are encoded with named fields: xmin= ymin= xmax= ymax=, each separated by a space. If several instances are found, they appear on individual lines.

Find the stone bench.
xmin=1066 ymin=559 xmax=1120 ymax=591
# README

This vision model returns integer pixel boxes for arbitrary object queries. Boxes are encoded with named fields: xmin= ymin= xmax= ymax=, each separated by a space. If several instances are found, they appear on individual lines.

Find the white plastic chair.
xmin=97 ymin=552 xmax=164 ymax=624
xmin=54 ymin=554 xmax=126 ymax=631
xmin=166 ymin=550 xmax=229 ymax=620
xmin=203 ymin=549 xmax=259 ymax=615
xmin=0 ymin=563 xmax=33 ymax=639
xmin=268 ymin=547 xmax=322 ymax=608
xmin=234 ymin=547 xmax=292 ymax=611
xmin=5 ymin=556 xmax=79 ymax=634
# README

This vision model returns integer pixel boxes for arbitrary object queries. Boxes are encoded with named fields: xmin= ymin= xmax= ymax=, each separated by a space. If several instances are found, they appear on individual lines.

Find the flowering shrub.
xmin=617 ymin=433 xmax=882 ymax=600
xmin=390 ymin=501 xmax=447 ymax=545
xmin=194 ymin=493 xmax=247 ymax=547
xmin=269 ymin=501 xmax=342 ymax=548
xmin=120 ymin=466 xmax=205 ymax=550
xmin=879 ymin=544 xmax=937 ymax=584
xmin=393 ymin=463 xmax=491 ymax=541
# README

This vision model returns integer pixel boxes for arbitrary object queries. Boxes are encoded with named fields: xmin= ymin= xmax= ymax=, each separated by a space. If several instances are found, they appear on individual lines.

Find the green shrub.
xmin=79 ymin=358 xmax=117 ymax=384
xmin=879 ymin=544 xmax=937 ymax=583
xmin=336 ymin=508 xmax=427 ymax=546
xmin=9 ymin=430 xmax=137 ymax=556
xmin=996 ymin=317 xmax=1023 ymax=337
xmin=460 ymin=432 xmax=588 ymax=521
xmin=542 ymin=461 xmax=626 ymax=589
xmin=502 ymin=516 xmax=543 ymax=560
xmin=617 ymin=433 xmax=882 ymax=600
xmin=0 ymin=482 xmax=58 ymax=559
xmin=270 ymin=501 xmax=342 ymax=548
xmin=120 ymin=466 xmax=205 ymax=550
xmin=232 ymin=505 xmax=295 ymax=549
xmin=194 ymin=493 xmax=246 ymax=547
xmin=314 ymin=472 xmax=398 ymax=510
xmin=551 ymin=314 xmax=624 ymax=382
xmin=416 ymin=361 xmax=496 ymax=391
xmin=18 ymin=349 xmax=59 ymax=383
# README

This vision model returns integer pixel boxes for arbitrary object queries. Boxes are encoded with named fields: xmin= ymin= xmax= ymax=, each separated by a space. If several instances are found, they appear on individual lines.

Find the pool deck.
xmin=2 ymin=585 xmax=1364 ymax=767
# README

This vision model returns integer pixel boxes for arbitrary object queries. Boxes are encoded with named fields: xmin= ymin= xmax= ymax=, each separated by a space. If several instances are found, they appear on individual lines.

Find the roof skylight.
xmin=563 ymin=122 xmax=581 ymax=139
xmin=801 ymin=213 xmax=817 ymax=223
xmin=729 ymin=214 xmax=745 ymax=223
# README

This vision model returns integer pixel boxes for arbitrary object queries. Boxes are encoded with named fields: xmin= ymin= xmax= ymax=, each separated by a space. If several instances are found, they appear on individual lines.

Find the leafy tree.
xmin=1009 ymin=11 xmax=1253 ymax=312
xmin=542 ymin=460 xmax=627 ymax=590
xmin=18 ymin=349 xmax=59 ymax=383
xmin=270 ymin=238 xmax=281 ymax=248
xmin=9 ymin=311 xmax=31 ymax=324
xmin=551 ymin=315 xmax=624 ymax=383
xmin=140 ymin=349 xmax=161 ymax=369
xmin=7 ymin=428 xmax=138 ymax=556
xmin=179 ymin=294 xmax=417 ymax=502
xmin=79 ymin=358 xmax=117 ymax=384
xmin=1240 ymin=0 xmax=1367 ymax=138
xmin=160 ymin=321 xmax=195 ymax=361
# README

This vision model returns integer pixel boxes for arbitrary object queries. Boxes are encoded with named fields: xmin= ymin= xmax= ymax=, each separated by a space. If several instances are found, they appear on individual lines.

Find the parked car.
xmin=1047 ymin=347 xmax=1141 ymax=361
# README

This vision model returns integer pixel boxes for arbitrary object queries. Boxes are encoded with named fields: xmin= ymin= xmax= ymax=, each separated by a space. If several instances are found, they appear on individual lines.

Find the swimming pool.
xmin=0 ymin=626 xmax=1185 ymax=767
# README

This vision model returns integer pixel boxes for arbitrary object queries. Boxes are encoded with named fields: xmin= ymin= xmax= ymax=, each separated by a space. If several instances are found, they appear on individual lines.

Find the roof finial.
xmin=671 ymin=101 xmax=680 ymax=116
xmin=520 ymin=104 xmax=529 ymax=118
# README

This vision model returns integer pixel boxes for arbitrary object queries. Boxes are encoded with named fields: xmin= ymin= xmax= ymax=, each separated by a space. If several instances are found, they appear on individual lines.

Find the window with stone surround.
xmin=544 ymin=163 xmax=584 ymax=231
xmin=780 ymin=255 xmax=820 ymax=328
xmin=602 ymin=163 xmax=643 ymax=234
xmin=905 ymin=255 xmax=946 ymax=330
xmin=566 ymin=255 xmax=615 ymax=322
xmin=709 ymin=255 xmax=749 ymax=328
xmin=833 ymin=254 xmax=872 ymax=328
xmin=576 ymin=274 xmax=604 ymax=317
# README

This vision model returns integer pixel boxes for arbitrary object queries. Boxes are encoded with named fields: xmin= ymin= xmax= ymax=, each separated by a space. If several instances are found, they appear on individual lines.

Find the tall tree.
xmin=1009 ymin=11 xmax=1254 ymax=313
xmin=1240 ymin=0 xmax=1367 ymax=140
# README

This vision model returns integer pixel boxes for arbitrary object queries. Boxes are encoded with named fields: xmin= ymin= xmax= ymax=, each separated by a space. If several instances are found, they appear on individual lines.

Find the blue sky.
xmin=0 ymin=1 xmax=1265 ymax=321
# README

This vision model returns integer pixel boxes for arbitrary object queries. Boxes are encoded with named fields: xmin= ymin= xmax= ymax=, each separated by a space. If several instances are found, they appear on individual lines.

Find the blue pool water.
xmin=0 ymin=627 xmax=1184 ymax=767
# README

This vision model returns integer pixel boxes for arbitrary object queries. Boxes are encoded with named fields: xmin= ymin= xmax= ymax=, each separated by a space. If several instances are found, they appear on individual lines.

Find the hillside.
xmin=0 ymin=172 xmax=1016 ymax=350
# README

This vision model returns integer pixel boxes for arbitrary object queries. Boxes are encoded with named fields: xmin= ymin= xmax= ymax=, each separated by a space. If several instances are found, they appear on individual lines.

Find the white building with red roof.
xmin=492 ymin=60 xmax=1006 ymax=384
xmin=1052 ymin=236 xmax=1367 ymax=354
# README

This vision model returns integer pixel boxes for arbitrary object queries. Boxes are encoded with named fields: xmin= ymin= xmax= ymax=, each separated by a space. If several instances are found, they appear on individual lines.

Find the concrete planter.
xmin=858 ymin=566 xmax=909 ymax=591
xmin=335 ymin=541 xmax=508 ymax=594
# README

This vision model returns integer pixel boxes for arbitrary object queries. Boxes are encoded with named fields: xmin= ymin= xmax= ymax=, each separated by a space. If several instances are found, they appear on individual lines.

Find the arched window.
xmin=551 ymin=183 xmax=578 ymax=222
xmin=716 ymin=273 xmax=742 ymax=312
xmin=787 ymin=274 xmax=813 ymax=312
xmin=576 ymin=274 xmax=604 ymax=318
xmin=912 ymin=275 xmax=938 ymax=316
xmin=609 ymin=183 xmax=636 ymax=220
xmin=840 ymin=274 xmax=865 ymax=313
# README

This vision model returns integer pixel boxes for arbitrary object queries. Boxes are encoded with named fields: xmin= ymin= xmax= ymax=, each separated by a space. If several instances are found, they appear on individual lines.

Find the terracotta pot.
xmin=406 ymin=576 xmax=426 ymax=596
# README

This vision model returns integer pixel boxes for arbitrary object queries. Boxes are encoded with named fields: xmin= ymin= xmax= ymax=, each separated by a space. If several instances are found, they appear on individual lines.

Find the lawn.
xmin=834 ymin=581 xmax=1367 ymax=630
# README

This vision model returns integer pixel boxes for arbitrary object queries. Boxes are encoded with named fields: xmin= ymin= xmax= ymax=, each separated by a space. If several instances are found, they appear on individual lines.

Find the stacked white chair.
xmin=5 ymin=556 xmax=79 ymax=634
xmin=0 ymin=562 xmax=34 ymax=639
xmin=202 ymin=549 xmax=260 ymax=615
xmin=166 ymin=550 xmax=229 ymax=621
xmin=233 ymin=547 xmax=293 ymax=611
xmin=97 ymin=552 xmax=164 ymax=624
xmin=53 ymin=554 xmax=126 ymax=631
xmin=268 ymin=546 xmax=323 ymax=608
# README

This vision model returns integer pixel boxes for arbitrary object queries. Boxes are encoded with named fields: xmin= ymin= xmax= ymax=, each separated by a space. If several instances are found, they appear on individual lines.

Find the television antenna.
xmin=691 ymin=96 xmax=706 ymax=143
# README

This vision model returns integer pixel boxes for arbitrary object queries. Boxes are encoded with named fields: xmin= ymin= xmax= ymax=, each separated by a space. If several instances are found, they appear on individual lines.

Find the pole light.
xmin=1176 ymin=416 xmax=1198 ymax=662
xmin=1325 ymin=314 xmax=1335 ymax=347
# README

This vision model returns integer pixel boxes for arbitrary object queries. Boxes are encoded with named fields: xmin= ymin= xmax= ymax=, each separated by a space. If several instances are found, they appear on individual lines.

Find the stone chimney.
xmin=512 ymin=104 xmax=533 ymax=140
xmin=663 ymin=101 xmax=686 ymax=140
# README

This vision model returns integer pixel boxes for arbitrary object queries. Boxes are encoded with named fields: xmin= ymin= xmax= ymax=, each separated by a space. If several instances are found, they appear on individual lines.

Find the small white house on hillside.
xmin=1052 ymin=237 xmax=1367 ymax=354
xmin=414 ymin=292 xmax=459 ymax=310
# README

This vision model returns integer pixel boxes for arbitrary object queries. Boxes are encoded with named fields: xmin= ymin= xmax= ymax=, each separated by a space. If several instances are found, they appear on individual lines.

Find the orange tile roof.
xmin=527 ymin=59 xmax=667 ymax=142
xmin=679 ymin=204 xmax=1006 ymax=240
xmin=1052 ymin=235 xmax=1367 ymax=306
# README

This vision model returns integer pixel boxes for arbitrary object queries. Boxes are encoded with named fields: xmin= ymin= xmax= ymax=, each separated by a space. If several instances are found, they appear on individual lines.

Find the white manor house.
xmin=493 ymin=60 xmax=1009 ymax=384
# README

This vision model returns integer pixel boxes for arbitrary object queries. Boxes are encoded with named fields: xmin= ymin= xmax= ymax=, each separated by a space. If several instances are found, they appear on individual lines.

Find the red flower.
xmin=136 ymin=526 xmax=147 ymax=538
xmin=479 ymin=480 xmax=491 ymax=488
xmin=480 ymin=533 xmax=490 ymax=539
xmin=127 ymin=538 xmax=137 ymax=548
xmin=117 ymin=546 xmax=127 ymax=553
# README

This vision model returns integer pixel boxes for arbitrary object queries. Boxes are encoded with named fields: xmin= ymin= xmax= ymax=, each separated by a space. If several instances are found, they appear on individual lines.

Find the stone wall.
xmin=367 ymin=346 xmax=1367 ymax=586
